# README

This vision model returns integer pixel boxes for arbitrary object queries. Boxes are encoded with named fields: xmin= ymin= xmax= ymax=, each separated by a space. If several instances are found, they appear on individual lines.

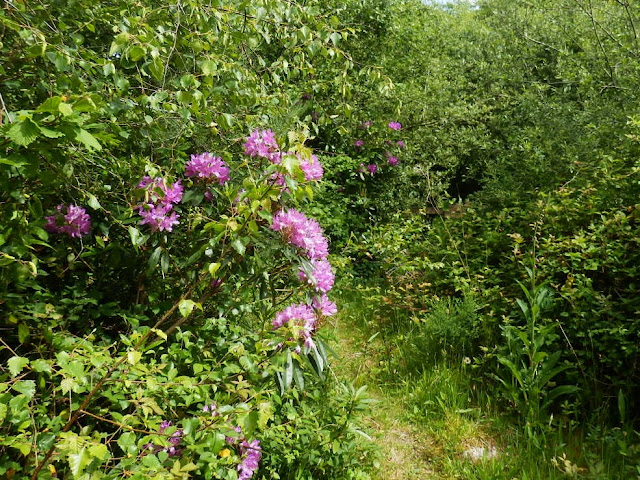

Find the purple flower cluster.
xmin=271 ymin=209 xmax=329 ymax=260
xmin=185 ymin=152 xmax=230 ymax=185
xmin=136 ymin=177 xmax=183 ymax=232
xmin=144 ymin=420 xmax=183 ymax=457
xmin=225 ymin=426 xmax=261 ymax=480
xmin=272 ymin=295 xmax=337 ymax=349
xmin=270 ymin=207 xmax=337 ymax=350
xmin=313 ymin=294 xmax=338 ymax=316
xmin=272 ymin=303 xmax=317 ymax=348
xmin=299 ymin=154 xmax=324 ymax=181
xmin=238 ymin=439 xmax=262 ymax=480
xmin=244 ymin=129 xmax=281 ymax=164
xmin=298 ymin=259 xmax=335 ymax=293
xmin=45 ymin=204 xmax=91 ymax=238
xmin=352 ymin=120 xmax=405 ymax=175
xmin=202 ymin=403 xmax=218 ymax=416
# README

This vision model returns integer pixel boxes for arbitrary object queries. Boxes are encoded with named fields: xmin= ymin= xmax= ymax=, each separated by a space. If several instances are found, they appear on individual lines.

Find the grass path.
xmin=326 ymin=289 xmax=512 ymax=480
xmin=328 ymin=306 xmax=439 ymax=480
xmin=326 ymin=288 xmax=640 ymax=479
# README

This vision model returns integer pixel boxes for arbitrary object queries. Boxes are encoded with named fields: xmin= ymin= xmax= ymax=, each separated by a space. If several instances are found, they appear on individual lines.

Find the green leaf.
xmin=73 ymin=97 xmax=97 ymax=112
xmin=40 ymin=126 xmax=65 ymax=138
xmin=18 ymin=323 xmax=29 ymax=343
xmin=160 ymin=250 xmax=170 ymax=274
xmin=128 ymin=226 xmax=146 ymax=248
xmin=292 ymin=360 xmax=305 ymax=390
xmin=148 ymin=58 xmax=164 ymax=81
xmin=9 ymin=394 xmax=29 ymax=414
xmin=219 ymin=113 xmax=234 ymax=129
xmin=618 ymin=389 xmax=626 ymax=422
xmin=60 ymin=377 xmax=78 ymax=394
xmin=117 ymin=432 xmax=137 ymax=454
xmin=242 ymin=410 xmax=259 ymax=435
xmin=182 ymin=417 xmax=199 ymax=435
xmin=74 ymin=128 xmax=102 ymax=151
xmin=178 ymin=299 xmax=196 ymax=318
xmin=37 ymin=432 xmax=56 ymax=451
xmin=6 ymin=118 xmax=40 ymax=146
xmin=208 ymin=262 xmax=221 ymax=277
xmin=68 ymin=447 xmax=91 ymax=477
xmin=200 ymin=60 xmax=218 ymax=76
xmin=58 ymin=102 xmax=74 ymax=116
xmin=87 ymin=194 xmax=102 ymax=211
xmin=36 ymin=96 xmax=62 ymax=113
xmin=127 ymin=350 xmax=142 ymax=365
xmin=0 ymin=404 xmax=7 ymax=422
xmin=128 ymin=45 xmax=146 ymax=62
xmin=7 ymin=356 xmax=29 ymax=377
xmin=284 ymin=350 xmax=293 ymax=389
xmin=13 ymin=380 xmax=35 ymax=399
xmin=231 ymin=239 xmax=246 ymax=256
xmin=146 ymin=246 xmax=163 ymax=275
xmin=88 ymin=442 xmax=110 ymax=461
xmin=31 ymin=359 xmax=52 ymax=373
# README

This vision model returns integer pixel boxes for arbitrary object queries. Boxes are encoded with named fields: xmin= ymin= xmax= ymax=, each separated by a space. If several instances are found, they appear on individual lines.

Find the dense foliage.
xmin=327 ymin=0 xmax=640 ymax=455
xmin=4 ymin=0 xmax=640 ymax=477
xmin=0 ymin=0 xmax=375 ymax=478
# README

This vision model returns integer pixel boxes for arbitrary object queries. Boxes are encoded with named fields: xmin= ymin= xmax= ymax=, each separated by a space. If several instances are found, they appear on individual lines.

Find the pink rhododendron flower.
xmin=312 ymin=294 xmax=338 ymax=317
xmin=386 ymin=152 xmax=399 ymax=166
xmin=354 ymin=139 xmax=364 ymax=147
xmin=367 ymin=164 xmax=378 ymax=174
xmin=45 ymin=204 xmax=91 ymax=238
xmin=144 ymin=421 xmax=183 ymax=458
xmin=202 ymin=403 xmax=218 ymax=416
xmin=162 ymin=181 xmax=184 ymax=205
xmin=185 ymin=152 xmax=230 ymax=184
xmin=272 ymin=303 xmax=318 ymax=348
xmin=298 ymin=259 xmax=335 ymax=293
xmin=238 ymin=439 xmax=262 ymax=480
xmin=138 ymin=203 xmax=180 ymax=232
xmin=388 ymin=121 xmax=402 ymax=130
xmin=138 ymin=177 xmax=183 ymax=205
xmin=299 ymin=154 xmax=324 ymax=181
xmin=244 ymin=128 xmax=282 ymax=164
xmin=397 ymin=140 xmax=406 ymax=148
xmin=136 ymin=177 xmax=182 ymax=232
xmin=271 ymin=209 xmax=329 ymax=260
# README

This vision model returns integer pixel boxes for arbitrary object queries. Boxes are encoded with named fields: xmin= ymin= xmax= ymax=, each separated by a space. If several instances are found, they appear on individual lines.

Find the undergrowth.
xmin=331 ymin=279 xmax=640 ymax=480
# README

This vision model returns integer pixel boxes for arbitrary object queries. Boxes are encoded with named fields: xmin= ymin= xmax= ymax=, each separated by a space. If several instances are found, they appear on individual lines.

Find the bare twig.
xmin=0 ymin=92 xmax=12 ymax=123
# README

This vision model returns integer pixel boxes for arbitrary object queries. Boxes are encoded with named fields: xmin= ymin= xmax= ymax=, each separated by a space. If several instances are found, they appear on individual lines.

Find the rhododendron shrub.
xmin=0 ymin=0 xmax=377 ymax=476
xmin=0 ymin=127 xmax=371 ymax=479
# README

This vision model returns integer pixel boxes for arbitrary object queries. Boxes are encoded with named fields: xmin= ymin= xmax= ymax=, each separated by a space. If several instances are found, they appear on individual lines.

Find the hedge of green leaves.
xmin=0 ymin=1 xmax=376 ymax=478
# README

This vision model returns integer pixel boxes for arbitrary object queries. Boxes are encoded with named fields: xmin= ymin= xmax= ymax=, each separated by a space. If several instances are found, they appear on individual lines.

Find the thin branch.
xmin=615 ymin=0 xmax=639 ymax=53
xmin=79 ymin=410 xmax=156 ymax=435
xmin=521 ymin=32 xmax=565 ymax=55
xmin=0 ymin=92 xmax=12 ymax=123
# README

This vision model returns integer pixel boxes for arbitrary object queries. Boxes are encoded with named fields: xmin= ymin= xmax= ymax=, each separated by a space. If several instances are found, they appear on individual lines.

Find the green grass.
xmin=328 ymin=282 xmax=640 ymax=480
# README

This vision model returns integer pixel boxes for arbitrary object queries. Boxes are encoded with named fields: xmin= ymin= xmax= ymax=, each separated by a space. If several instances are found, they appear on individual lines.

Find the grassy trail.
xmin=328 ymin=300 xmax=438 ymax=480
xmin=327 ymin=288 xmax=513 ymax=480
